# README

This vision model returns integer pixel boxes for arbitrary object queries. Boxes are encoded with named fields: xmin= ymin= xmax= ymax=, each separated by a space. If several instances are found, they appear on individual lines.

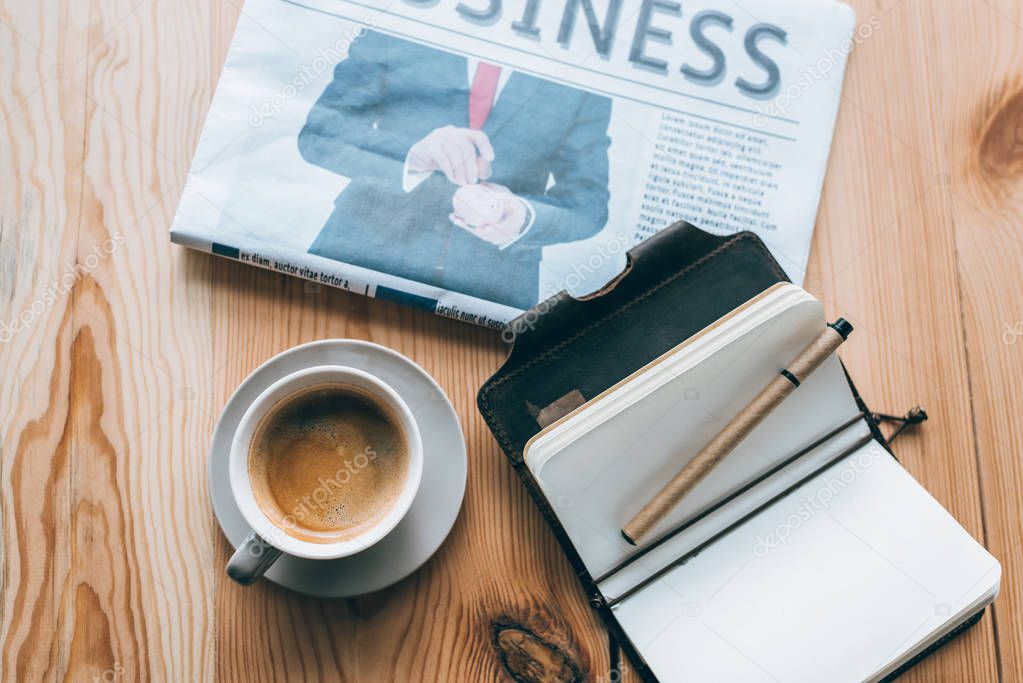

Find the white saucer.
xmin=208 ymin=339 xmax=467 ymax=597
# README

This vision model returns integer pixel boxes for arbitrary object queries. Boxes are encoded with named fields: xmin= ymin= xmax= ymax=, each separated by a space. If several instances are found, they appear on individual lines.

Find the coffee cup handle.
xmin=226 ymin=531 xmax=283 ymax=585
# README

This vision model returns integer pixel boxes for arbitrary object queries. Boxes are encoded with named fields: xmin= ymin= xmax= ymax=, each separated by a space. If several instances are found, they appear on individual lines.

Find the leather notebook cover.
xmin=476 ymin=222 xmax=980 ymax=681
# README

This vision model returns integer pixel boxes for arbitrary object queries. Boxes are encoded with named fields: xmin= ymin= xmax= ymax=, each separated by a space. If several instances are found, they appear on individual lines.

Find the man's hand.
xmin=450 ymin=183 xmax=529 ymax=248
xmin=407 ymin=126 xmax=494 ymax=186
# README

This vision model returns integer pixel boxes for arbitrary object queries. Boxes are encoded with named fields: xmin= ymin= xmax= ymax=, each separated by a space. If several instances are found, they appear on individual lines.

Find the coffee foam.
xmin=248 ymin=382 xmax=409 ymax=543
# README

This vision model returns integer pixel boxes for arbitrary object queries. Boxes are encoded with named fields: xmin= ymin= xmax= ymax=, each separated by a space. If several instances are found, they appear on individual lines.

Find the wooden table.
xmin=2 ymin=0 xmax=1021 ymax=680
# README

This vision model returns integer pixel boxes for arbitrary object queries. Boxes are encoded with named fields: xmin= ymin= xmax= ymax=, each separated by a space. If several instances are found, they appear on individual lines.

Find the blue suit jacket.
xmin=298 ymin=31 xmax=612 ymax=310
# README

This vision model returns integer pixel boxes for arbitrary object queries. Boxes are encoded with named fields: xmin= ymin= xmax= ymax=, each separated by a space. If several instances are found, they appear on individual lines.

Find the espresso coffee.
xmin=248 ymin=383 xmax=409 ymax=543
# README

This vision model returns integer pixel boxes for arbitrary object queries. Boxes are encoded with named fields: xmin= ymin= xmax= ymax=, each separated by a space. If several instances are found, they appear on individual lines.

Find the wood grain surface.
xmin=1 ymin=0 xmax=1021 ymax=681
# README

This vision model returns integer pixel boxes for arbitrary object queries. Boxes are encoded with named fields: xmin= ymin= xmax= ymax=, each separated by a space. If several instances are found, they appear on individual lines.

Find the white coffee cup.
xmin=226 ymin=365 xmax=423 ymax=585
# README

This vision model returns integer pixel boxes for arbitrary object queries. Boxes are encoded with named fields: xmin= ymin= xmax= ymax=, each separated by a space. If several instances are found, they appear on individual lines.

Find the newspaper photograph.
xmin=171 ymin=0 xmax=859 ymax=327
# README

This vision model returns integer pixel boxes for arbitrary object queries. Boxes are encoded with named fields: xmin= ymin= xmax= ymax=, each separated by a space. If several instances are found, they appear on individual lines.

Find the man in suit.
xmin=298 ymin=30 xmax=612 ymax=310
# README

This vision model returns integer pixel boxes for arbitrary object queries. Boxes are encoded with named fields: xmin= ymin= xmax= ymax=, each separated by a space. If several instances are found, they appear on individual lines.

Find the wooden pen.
xmin=621 ymin=318 xmax=854 ymax=546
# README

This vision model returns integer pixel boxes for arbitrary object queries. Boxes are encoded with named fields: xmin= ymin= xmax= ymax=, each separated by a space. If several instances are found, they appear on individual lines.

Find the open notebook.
xmin=523 ymin=284 xmax=999 ymax=682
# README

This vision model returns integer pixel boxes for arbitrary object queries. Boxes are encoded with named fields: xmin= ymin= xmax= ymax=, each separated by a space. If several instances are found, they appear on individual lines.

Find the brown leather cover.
xmin=476 ymin=221 xmax=977 ymax=681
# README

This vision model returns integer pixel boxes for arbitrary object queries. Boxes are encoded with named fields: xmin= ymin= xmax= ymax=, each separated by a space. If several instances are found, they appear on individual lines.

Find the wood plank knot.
xmin=492 ymin=622 xmax=583 ymax=683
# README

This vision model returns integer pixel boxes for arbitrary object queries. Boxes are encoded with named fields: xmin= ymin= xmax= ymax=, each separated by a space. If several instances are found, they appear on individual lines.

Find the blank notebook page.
xmin=611 ymin=444 xmax=999 ymax=681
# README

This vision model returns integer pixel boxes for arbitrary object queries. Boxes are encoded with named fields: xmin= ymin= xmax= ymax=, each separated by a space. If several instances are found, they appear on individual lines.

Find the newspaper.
xmin=171 ymin=0 xmax=859 ymax=328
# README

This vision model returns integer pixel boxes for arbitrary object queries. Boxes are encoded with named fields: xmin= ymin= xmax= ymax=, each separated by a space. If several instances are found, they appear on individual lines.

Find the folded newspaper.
xmin=171 ymin=0 xmax=860 ymax=327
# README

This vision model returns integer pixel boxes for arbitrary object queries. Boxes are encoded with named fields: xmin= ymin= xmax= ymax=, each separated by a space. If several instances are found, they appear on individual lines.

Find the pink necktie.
xmin=468 ymin=62 xmax=501 ymax=130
